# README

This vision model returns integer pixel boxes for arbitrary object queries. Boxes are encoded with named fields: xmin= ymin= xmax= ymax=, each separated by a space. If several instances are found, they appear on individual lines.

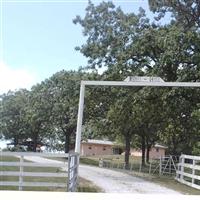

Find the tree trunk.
xmin=141 ymin=135 xmax=146 ymax=167
xmin=124 ymin=134 xmax=131 ymax=169
xmin=65 ymin=133 xmax=70 ymax=153
xmin=172 ymin=133 xmax=178 ymax=155
xmin=32 ymin=133 xmax=38 ymax=152
xmin=145 ymin=137 xmax=151 ymax=164
xmin=146 ymin=145 xmax=151 ymax=164
xmin=13 ymin=136 xmax=18 ymax=146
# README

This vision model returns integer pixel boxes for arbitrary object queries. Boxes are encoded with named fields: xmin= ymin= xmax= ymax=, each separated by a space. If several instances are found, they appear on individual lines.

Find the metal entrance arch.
xmin=75 ymin=80 xmax=200 ymax=153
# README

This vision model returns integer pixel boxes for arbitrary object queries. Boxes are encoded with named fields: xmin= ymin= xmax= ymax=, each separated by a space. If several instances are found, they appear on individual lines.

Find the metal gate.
xmin=152 ymin=155 xmax=178 ymax=175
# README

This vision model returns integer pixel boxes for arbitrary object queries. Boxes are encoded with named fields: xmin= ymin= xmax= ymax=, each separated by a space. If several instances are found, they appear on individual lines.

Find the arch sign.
xmin=75 ymin=76 xmax=200 ymax=153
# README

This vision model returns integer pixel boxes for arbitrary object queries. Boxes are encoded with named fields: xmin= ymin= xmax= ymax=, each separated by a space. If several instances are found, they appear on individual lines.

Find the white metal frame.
xmin=75 ymin=80 xmax=200 ymax=153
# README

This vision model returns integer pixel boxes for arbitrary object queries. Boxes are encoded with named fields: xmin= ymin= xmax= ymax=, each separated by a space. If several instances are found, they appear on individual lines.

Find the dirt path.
xmin=24 ymin=156 xmax=181 ymax=194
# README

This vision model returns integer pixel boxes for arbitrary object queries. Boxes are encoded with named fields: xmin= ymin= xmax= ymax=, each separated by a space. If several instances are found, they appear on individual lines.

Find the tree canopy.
xmin=1 ymin=1 xmax=200 ymax=168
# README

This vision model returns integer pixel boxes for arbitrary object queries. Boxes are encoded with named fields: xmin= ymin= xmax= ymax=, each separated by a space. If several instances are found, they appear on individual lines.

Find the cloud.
xmin=0 ymin=61 xmax=37 ymax=94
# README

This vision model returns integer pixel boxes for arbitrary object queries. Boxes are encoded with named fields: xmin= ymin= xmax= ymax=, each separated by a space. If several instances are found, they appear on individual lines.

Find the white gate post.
xmin=180 ymin=155 xmax=184 ymax=182
xmin=19 ymin=155 xmax=24 ymax=191
xmin=159 ymin=156 xmax=162 ymax=176
xmin=75 ymin=82 xmax=85 ymax=153
xmin=192 ymin=159 xmax=195 ymax=184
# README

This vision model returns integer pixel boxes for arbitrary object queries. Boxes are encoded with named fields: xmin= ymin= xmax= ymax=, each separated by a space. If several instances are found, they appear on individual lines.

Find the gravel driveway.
xmin=79 ymin=165 xmax=181 ymax=194
xmin=24 ymin=156 xmax=181 ymax=194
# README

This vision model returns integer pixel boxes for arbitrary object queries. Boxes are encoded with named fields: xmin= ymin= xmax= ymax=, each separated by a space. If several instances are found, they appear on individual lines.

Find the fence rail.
xmin=0 ymin=161 xmax=66 ymax=167
xmin=176 ymin=154 xmax=200 ymax=190
xmin=0 ymin=151 xmax=78 ymax=191
xmin=0 ymin=152 xmax=69 ymax=157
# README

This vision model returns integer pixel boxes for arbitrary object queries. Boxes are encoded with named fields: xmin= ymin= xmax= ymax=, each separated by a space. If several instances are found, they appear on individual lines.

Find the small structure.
xmin=130 ymin=144 xmax=167 ymax=159
xmin=80 ymin=139 xmax=122 ymax=156
xmin=80 ymin=140 xmax=166 ymax=158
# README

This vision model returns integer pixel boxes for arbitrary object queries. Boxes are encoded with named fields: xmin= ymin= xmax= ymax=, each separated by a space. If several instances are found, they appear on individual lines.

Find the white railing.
xmin=175 ymin=154 xmax=200 ymax=190
xmin=0 ymin=151 xmax=78 ymax=191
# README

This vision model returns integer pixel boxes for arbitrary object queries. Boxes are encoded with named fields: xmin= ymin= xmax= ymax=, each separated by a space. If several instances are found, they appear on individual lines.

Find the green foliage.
xmin=192 ymin=142 xmax=200 ymax=156
xmin=74 ymin=1 xmax=200 ymax=165
xmin=149 ymin=0 xmax=200 ymax=29
xmin=0 ymin=70 xmax=98 ymax=152
xmin=73 ymin=1 xmax=147 ymax=79
xmin=1 ymin=1 xmax=200 ymax=168
xmin=0 ymin=89 xmax=30 ymax=145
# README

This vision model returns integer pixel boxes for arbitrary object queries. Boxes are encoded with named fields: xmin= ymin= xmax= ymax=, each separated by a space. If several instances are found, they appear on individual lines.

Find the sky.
xmin=0 ymin=0 xmax=157 ymax=94
xmin=0 ymin=0 xmax=156 ymax=94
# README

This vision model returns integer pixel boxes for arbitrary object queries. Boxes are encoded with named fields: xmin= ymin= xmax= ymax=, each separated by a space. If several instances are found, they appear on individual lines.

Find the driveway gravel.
xmin=24 ymin=156 xmax=181 ymax=194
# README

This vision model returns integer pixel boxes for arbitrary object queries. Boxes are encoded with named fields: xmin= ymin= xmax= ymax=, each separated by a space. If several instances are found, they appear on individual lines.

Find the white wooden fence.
xmin=176 ymin=154 xmax=200 ymax=190
xmin=0 ymin=151 xmax=78 ymax=191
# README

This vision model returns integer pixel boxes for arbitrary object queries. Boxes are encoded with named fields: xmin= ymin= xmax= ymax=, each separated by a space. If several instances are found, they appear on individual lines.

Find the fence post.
xmin=180 ymin=155 xmax=184 ymax=182
xmin=139 ymin=162 xmax=142 ymax=173
xmin=169 ymin=156 xmax=172 ymax=174
xmin=159 ymin=156 xmax=162 ymax=176
xmin=67 ymin=153 xmax=78 ymax=192
xmin=19 ymin=155 xmax=24 ymax=191
xmin=130 ymin=163 xmax=133 ymax=171
xmin=192 ymin=159 xmax=196 ymax=185
xmin=117 ymin=161 xmax=120 ymax=169
xmin=99 ymin=158 xmax=103 ymax=168
xmin=149 ymin=162 xmax=152 ymax=174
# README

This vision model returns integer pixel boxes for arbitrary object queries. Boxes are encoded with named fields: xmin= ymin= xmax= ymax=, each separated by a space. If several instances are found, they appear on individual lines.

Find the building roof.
xmin=81 ymin=139 xmax=115 ymax=146
xmin=154 ymin=144 xmax=168 ymax=149
xmin=81 ymin=140 xmax=167 ymax=149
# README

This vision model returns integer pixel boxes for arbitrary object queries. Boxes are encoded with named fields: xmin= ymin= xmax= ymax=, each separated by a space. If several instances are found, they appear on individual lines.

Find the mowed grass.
xmin=77 ymin=177 xmax=102 ymax=192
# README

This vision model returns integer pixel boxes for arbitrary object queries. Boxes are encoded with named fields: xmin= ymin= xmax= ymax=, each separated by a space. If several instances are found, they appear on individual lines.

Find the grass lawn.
xmin=78 ymin=177 xmax=102 ymax=192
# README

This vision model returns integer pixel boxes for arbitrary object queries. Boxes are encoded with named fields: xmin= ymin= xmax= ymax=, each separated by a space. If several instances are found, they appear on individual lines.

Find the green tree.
xmin=107 ymin=88 xmax=137 ymax=169
xmin=133 ymin=87 xmax=165 ymax=164
xmin=25 ymin=82 xmax=53 ymax=152
xmin=73 ymin=1 xmax=149 ymax=79
xmin=0 ymin=89 xmax=30 ymax=146
xmin=148 ymin=0 xmax=200 ymax=29
xmin=45 ymin=70 xmax=82 ymax=152
xmin=73 ymin=1 xmax=151 ymax=167
xmin=74 ymin=0 xmax=200 ymax=165
xmin=43 ymin=70 xmax=99 ymax=153
xmin=160 ymin=88 xmax=200 ymax=155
